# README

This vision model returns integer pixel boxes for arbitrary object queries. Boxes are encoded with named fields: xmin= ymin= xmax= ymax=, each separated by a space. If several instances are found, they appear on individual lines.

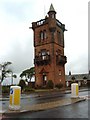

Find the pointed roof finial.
xmin=49 ymin=3 xmax=56 ymax=12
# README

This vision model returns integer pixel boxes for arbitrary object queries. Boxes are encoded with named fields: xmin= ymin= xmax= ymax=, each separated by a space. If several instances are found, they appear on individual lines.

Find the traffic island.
xmin=3 ymin=97 xmax=86 ymax=115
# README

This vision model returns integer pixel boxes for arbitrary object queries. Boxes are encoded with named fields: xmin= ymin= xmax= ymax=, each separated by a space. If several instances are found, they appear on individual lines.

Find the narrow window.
xmin=44 ymin=30 xmax=47 ymax=39
xmin=57 ymin=31 xmax=61 ymax=45
xmin=43 ymin=74 xmax=47 ymax=85
xmin=40 ymin=31 xmax=44 ymax=40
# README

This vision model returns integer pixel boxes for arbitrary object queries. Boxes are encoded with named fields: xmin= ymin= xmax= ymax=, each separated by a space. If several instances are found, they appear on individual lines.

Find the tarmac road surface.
xmin=3 ymin=99 xmax=89 ymax=119
xmin=1 ymin=90 xmax=89 ymax=119
xmin=1 ymin=90 xmax=88 ymax=110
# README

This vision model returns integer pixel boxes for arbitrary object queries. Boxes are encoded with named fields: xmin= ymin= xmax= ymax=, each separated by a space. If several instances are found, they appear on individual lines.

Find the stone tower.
xmin=31 ymin=4 xmax=67 ymax=88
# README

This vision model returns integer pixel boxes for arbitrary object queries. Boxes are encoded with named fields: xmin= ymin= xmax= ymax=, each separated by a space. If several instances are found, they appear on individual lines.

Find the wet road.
xmin=1 ymin=90 xmax=88 ymax=110
xmin=2 ymin=90 xmax=89 ymax=119
xmin=1 ymin=90 xmax=88 ymax=109
xmin=4 ymin=99 xmax=89 ymax=119
xmin=21 ymin=100 xmax=88 ymax=118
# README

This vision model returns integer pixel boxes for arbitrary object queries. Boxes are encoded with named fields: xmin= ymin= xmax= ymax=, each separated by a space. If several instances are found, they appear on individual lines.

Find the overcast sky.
xmin=0 ymin=0 xmax=88 ymax=79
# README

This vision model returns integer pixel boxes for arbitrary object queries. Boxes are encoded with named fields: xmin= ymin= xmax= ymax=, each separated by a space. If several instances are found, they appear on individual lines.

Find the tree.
xmin=0 ymin=62 xmax=12 ymax=83
xmin=18 ymin=79 xmax=26 ymax=92
xmin=83 ymin=76 xmax=87 ymax=80
xmin=20 ymin=67 xmax=35 ymax=83
xmin=71 ymin=76 xmax=76 ymax=83
xmin=11 ymin=73 xmax=17 ymax=85
xmin=55 ymin=83 xmax=63 ymax=89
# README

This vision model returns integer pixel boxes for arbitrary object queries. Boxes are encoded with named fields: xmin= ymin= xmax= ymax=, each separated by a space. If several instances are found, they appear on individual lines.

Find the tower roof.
xmin=49 ymin=3 xmax=56 ymax=12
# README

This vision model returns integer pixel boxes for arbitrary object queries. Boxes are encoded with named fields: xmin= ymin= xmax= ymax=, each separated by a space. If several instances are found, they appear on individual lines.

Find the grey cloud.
xmin=66 ymin=53 xmax=88 ymax=74
xmin=0 ymin=1 xmax=35 ymax=22
xmin=2 ymin=36 xmax=34 ymax=74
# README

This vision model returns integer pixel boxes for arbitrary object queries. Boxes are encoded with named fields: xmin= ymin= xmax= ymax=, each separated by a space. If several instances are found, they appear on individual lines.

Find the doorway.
xmin=42 ymin=73 xmax=47 ymax=86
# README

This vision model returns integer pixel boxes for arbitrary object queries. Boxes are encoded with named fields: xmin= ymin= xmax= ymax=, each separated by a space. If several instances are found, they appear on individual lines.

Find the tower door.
xmin=42 ymin=73 xmax=47 ymax=86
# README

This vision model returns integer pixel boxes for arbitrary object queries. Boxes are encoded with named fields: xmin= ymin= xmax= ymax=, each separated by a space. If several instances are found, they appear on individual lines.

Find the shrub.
xmin=2 ymin=86 xmax=10 ymax=94
xmin=55 ymin=83 xmax=63 ymax=89
xmin=24 ymin=86 xmax=35 ymax=92
xmin=46 ymin=80 xmax=54 ymax=89
xmin=18 ymin=79 xmax=26 ymax=91
xmin=71 ymin=76 xmax=76 ymax=83
xmin=35 ymin=85 xmax=42 ymax=89
xmin=87 ymin=81 xmax=90 ymax=87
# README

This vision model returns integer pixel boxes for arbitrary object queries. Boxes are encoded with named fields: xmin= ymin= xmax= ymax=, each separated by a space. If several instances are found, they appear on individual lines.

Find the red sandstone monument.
xmin=31 ymin=4 xmax=67 ymax=88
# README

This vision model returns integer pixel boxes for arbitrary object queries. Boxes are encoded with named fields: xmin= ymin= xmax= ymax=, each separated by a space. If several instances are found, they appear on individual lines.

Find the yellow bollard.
xmin=9 ymin=86 xmax=21 ymax=110
xmin=71 ymin=83 xmax=79 ymax=98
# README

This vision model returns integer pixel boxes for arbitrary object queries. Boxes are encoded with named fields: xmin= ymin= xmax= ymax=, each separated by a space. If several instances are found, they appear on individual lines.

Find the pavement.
xmin=0 ymin=88 xmax=88 ymax=115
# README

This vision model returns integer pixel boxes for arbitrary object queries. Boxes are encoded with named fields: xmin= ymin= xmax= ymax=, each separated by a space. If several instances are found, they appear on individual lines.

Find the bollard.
xmin=9 ymin=86 xmax=21 ymax=110
xmin=71 ymin=83 xmax=79 ymax=98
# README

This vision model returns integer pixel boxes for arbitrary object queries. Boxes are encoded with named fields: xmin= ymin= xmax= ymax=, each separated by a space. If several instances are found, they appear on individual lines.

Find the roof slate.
xmin=65 ymin=73 xmax=90 ymax=81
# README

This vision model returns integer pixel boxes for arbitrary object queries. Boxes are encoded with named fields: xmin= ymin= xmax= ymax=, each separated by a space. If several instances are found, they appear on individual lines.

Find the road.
xmin=1 ymin=90 xmax=89 ymax=119
xmin=11 ymin=99 xmax=89 ymax=118
xmin=2 ymin=99 xmax=89 ymax=119
xmin=1 ymin=90 xmax=88 ymax=110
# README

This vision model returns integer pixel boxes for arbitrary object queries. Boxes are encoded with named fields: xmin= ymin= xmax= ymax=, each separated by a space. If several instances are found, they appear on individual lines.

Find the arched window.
xmin=40 ymin=30 xmax=47 ymax=41
xmin=40 ymin=31 xmax=44 ymax=40
xmin=44 ymin=30 xmax=47 ymax=39
xmin=57 ymin=31 xmax=61 ymax=45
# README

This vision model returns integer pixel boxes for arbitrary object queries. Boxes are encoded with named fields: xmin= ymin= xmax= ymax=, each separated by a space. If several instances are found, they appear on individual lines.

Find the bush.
xmin=18 ymin=79 xmax=26 ymax=91
xmin=87 ymin=81 xmax=90 ymax=87
xmin=24 ymin=86 xmax=35 ymax=92
xmin=46 ymin=80 xmax=54 ymax=89
xmin=2 ymin=86 xmax=10 ymax=94
xmin=35 ymin=85 xmax=42 ymax=89
xmin=55 ymin=83 xmax=63 ymax=89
